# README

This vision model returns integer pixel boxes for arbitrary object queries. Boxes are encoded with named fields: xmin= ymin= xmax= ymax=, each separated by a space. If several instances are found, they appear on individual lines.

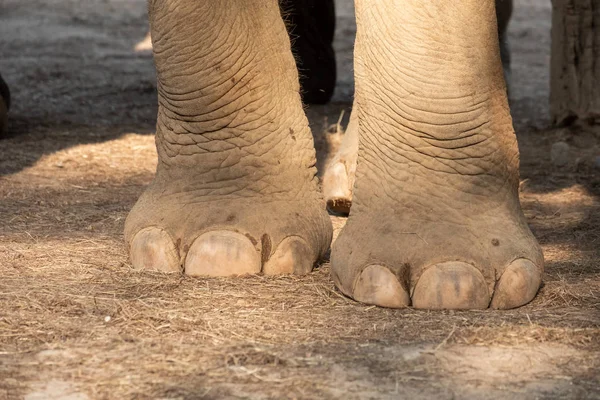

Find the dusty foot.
xmin=329 ymin=0 xmax=542 ymax=310
xmin=125 ymin=0 xmax=334 ymax=278
xmin=331 ymin=175 xmax=544 ymax=309
xmin=125 ymin=177 xmax=332 ymax=276
xmin=330 ymin=138 xmax=545 ymax=310
xmin=330 ymin=71 xmax=543 ymax=311
xmin=322 ymin=111 xmax=358 ymax=215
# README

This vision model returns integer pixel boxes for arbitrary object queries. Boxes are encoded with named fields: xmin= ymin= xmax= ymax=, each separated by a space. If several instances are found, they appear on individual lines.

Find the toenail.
xmin=184 ymin=231 xmax=261 ymax=276
xmin=412 ymin=262 xmax=490 ymax=310
xmin=263 ymin=236 xmax=313 ymax=275
xmin=490 ymin=259 xmax=542 ymax=309
xmin=353 ymin=265 xmax=410 ymax=308
xmin=130 ymin=227 xmax=180 ymax=272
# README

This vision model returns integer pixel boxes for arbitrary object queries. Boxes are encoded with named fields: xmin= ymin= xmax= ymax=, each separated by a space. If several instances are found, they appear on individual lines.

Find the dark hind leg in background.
xmin=281 ymin=0 xmax=337 ymax=105
xmin=283 ymin=0 xmax=508 ymax=104
xmin=0 ymin=72 xmax=10 ymax=136
xmin=496 ymin=0 xmax=513 ymax=87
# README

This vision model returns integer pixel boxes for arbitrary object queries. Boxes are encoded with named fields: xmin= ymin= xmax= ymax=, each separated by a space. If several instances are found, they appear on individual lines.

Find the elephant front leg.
xmin=331 ymin=0 xmax=543 ymax=309
xmin=125 ymin=0 xmax=332 ymax=276
xmin=323 ymin=0 xmax=514 ymax=214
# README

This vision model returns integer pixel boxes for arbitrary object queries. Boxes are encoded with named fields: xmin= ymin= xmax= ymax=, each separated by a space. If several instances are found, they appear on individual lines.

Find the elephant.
xmin=125 ymin=0 xmax=543 ymax=311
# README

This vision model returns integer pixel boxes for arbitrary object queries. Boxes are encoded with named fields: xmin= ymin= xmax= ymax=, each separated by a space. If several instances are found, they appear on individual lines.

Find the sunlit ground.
xmin=0 ymin=0 xmax=599 ymax=398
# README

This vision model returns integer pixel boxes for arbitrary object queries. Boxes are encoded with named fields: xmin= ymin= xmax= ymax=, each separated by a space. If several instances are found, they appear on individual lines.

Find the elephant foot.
xmin=125 ymin=176 xmax=332 ymax=276
xmin=330 ymin=118 xmax=544 ymax=310
xmin=332 ymin=192 xmax=543 ymax=309
xmin=323 ymin=110 xmax=358 ymax=215
xmin=127 ymin=0 xmax=334 ymax=277
xmin=330 ymin=0 xmax=541 ymax=310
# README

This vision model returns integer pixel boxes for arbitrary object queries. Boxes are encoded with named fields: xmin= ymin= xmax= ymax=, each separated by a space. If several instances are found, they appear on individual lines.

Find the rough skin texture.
xmin=125 ymin=0 xmax=333 ymax=277
xmin=323 ymin=0 xmax=514 ymax=214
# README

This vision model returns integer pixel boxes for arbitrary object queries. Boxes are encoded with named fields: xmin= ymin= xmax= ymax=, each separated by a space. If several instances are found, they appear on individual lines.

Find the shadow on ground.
xmin=0 ymin=0 xmax=599 ymax=399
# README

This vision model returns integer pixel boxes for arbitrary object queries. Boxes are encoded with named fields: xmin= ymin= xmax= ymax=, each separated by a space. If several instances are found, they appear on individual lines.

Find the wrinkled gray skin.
xmin=126 ymin=0 xmax=543 ymax=310
xmin=324 ymin=0 xmax=513 ymax=213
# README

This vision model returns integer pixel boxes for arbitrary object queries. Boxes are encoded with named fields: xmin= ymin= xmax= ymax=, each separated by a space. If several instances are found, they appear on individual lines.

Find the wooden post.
xmin=550 ymin=0 xmax=600 ymax=126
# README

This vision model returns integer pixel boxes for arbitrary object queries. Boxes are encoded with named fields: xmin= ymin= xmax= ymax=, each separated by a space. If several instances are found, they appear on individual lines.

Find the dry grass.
xmin=1 ymin=0 xmax=600 ymax=398
xmin=1 ymin=130 xmax=599 ymax=397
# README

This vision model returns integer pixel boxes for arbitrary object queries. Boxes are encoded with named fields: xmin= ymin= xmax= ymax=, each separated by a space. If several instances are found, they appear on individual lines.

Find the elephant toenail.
xmin=490 ymin=259 xmax=542 ymax=309
xmin=353 ymin=265 xmax=410 ymax=308
xmin=412 ymin=262 xmax=490 ymax=310
xmin=263 ymin=236 xmax=313 ymax=275
xmin=130 ymin=227 xmax=180 ymax=272
xmin=184 ymin=231 xmax=261 ymax=277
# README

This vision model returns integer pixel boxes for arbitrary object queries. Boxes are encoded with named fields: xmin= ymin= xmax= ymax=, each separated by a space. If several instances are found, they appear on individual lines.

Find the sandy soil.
xmin=1 ymin=0 xmax=599 ymax=399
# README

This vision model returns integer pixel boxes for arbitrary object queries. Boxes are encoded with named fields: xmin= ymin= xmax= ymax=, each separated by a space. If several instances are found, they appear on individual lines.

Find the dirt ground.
xmin=1 ymin=0 xmax=599 ymax=399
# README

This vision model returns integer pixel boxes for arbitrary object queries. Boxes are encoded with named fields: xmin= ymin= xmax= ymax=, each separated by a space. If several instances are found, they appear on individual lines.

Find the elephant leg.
xmin=125 ymin=0 xmax=332 ymax=276
xmin=282 ymin=0 xmax=337 ymax=104
xmin=0 ymin=72 xmax=9 ymax=136
xmin=331 ymin=0 xmax=543 ymax=309
xmin=323 ymin=0 xmax=515 ymax=214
